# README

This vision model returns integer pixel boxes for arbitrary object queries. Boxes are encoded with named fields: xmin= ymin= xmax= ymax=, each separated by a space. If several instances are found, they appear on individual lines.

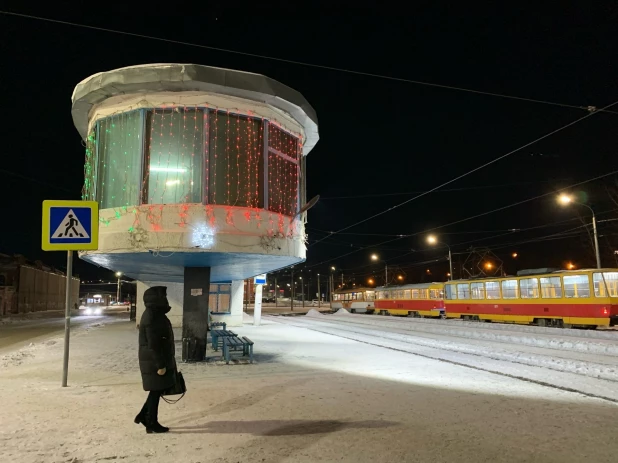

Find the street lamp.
xmin=371 ymin=254 xmax=388 ymax=286
xmin=558 ymin=194 xmax=601 ymax=269
xmin=115 ymin=272 xmax=122 ymax=303
xmin=426 ymin=235 xmax=453 ymax=281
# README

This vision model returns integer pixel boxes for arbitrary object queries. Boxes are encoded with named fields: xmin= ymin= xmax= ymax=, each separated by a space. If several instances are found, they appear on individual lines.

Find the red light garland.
xmin=88 ymin=106 xmax=304 ymax=239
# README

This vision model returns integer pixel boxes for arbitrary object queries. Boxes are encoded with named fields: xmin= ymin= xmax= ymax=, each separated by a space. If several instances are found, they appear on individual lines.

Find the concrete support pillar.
xmin=254 ymin=283 xmax=262 ymax=326
xmin=229 ymin=280 xmax=244 ymax=326
xmin=182 ymin=267 xmax=211 ymax=361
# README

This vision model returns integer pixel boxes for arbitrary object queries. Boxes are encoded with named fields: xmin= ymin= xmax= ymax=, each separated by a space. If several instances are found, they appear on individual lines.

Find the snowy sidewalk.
xmin=1 ymin=317 xmax=617 ymax=462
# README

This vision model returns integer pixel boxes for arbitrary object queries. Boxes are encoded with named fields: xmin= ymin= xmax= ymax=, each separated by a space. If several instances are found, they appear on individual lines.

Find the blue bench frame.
xmin=208 ymin=313 xmax=226 ymax=331
xmin=211 ymin=329 xmax=237 ymax=351
xmin=222 ymin=336 xmax=254 ymax=364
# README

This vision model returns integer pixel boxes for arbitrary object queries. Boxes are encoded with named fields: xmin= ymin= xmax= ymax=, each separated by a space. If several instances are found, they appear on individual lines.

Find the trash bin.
xmin=182 ymin=337 xmax=206 ymax=362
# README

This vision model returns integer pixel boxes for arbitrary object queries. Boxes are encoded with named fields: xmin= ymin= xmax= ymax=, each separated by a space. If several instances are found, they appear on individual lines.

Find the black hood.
xmin=143 ymin=286 xmax=171 ymax=313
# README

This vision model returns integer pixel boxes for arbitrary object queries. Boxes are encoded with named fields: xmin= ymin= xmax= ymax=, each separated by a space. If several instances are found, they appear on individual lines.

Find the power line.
xmin=319 ymin=179 xmax=572 ymax=200
xmin=305 ymin=169 xmax=618 ymax=269
xmin=2 ymin=10 xmax=617 ymax=116
xmin=309 ymin=101 xmax=618 ymax=249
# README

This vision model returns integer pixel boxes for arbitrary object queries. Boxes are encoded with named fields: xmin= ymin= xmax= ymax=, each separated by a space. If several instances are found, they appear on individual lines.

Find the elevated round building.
xmin=71 ymin=63 xmax=318 ymax=340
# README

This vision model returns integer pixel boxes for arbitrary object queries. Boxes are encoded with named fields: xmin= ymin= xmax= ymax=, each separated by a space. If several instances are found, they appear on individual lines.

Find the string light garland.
xmin=84 ymin=105 xmax=304 ymax=241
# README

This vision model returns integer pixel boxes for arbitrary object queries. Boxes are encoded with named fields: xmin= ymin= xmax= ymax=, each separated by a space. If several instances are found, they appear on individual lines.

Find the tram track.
xmin=268 ymin=315 xmax=618 ymax=404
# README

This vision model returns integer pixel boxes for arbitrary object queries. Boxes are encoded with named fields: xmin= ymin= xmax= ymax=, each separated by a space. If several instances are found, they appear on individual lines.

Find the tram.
xmin=331 ymin=287 xmax=376 ymax=313
xmin=374 ymin=283 xmax=445 ymax=317
xmin=443 ymin=268 xmax=618 ymax=328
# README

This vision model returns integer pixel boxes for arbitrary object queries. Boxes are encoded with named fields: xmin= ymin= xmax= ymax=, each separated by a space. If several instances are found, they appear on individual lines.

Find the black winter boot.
xmin=134 ymin=411 xmax=146 ymax=426
xmin=146 ymin=423 xmax=170 ymax=434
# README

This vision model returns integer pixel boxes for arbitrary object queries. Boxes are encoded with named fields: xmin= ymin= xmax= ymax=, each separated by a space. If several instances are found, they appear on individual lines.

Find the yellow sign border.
xmin=42 ymin=200 xmax=99 ymax=251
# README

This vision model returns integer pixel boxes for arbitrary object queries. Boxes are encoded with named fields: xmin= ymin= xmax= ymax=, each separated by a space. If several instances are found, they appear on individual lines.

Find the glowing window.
xmin=540 ymin=277 xmax=562 ymax=298
xmin=520 ymin=278 xmax=539 ymax=299
xmin=563 ymin=275 xmax=590 ymax=298
xmin=471 ymin=282 xmax=485 ymax=299
xmin=501 ymin=280 xmax=519 ymax=299
xmin=97 ymin=111 xmax=143 ymax=208
xmin=457 ymin=284 xmax=470 ymax=299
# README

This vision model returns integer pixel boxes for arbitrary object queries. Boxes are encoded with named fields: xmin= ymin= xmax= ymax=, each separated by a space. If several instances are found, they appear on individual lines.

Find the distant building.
xmin=0 ymin=254 xmax=80 ymax=316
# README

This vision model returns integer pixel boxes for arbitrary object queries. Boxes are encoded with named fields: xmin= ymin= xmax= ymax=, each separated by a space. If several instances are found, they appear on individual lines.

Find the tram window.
xmin=445 ymin=285 xmax=457 ymax=300
xmin=457 ymin=283 xmax=470 ymax=299
xmin=430 ymin=289 xmax=441 ymax=299
xmin=403 ymin=290 xmax=411 ymax=299
xmin=366 ymin=291 xmax=375 ymax=301
xmin=563 ymin=275 xmax=590 ymax=298
xmin=485 ymin=281 xmax=500 ymax=299
xmin=540 ymin=277 xmax=562 ymax=298
xmin=411 ymin=289 xmax=419 ymax=299
xmin=471 ymin=282 xmax=485 ymax=299
xmin=501 ymin=280 xmax=519 ymax=299
xmin=593 ymin=272 xmax=618 ymax=297
xmin=520 ymin=278 xmax=539 ymax=299
xmin=419 ymin=289 xmax=429 ymax=299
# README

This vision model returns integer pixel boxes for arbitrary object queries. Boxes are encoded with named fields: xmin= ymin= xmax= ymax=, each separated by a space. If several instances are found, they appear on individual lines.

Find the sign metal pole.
xmin=62 ymin=250 xmax=73 ymax=387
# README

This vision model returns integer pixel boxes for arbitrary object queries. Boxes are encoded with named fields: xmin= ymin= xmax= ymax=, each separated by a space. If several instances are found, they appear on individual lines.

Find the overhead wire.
xmin=309 ymin=100 xmax=618 ymax=249
xmin=319 ymin=178 xmax=572 ymax=200
xmin=2 ymin=10 xmax=618 ymax=116
xmin=305 ymin=169 xmax=618 ymax=269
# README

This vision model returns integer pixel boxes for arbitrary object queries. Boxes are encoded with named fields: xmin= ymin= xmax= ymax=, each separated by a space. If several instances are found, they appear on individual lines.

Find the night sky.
xmin=1 ymin=4 xmax=617 ymax=287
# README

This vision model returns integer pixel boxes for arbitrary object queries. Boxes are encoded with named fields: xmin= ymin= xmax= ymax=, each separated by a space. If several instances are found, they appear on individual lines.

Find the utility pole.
xmin=317 ymin=274 xmax=321 ymax=308
xmin=301 ymin=278 xmax=305 ymax=307
xmin=291 ymin=267 xmax=294 ymax=311
xmin=274 ymin=276 xmax=278 ymax=307
xmin=115 ymin=272 xmax=122 ymax=303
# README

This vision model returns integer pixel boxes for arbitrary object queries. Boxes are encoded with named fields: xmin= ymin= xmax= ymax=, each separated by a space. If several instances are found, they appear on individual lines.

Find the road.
xmin=0 ymin=309 xmax=129 ymax=354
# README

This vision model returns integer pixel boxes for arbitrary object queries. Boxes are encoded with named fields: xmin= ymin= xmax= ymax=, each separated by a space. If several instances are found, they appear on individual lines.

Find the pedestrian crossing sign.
xmin=42 ymin=200 xmax=99 ymax=251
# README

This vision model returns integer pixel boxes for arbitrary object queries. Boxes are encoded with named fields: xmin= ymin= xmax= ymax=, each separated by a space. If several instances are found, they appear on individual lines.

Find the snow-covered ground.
xmin=1 ymin=313 xmax=617 ymax=462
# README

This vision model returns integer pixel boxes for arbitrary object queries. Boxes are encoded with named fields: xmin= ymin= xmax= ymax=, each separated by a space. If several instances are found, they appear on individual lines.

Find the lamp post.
xmin=317 ymin=273 xmax=321 ymax=308
xmin=558 ymin=194 xmax=601 ymax=269
xmin=115 ymin=272 xmax=122 ymax=303
xmin=426 ymin=235 xmax=453 ymax=280
xmin=371 ymin=254 xmax=388 ymax=286
xmin=330 ymin=266 xmax=336 ymax=303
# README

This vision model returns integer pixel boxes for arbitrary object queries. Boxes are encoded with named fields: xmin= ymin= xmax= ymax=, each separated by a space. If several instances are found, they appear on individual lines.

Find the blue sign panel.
xmin=49 ymin=207 xmax=93 ymax=244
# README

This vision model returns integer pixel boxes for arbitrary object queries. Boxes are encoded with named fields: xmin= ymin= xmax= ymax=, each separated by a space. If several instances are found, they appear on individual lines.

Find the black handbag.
xmin=161 ymin=371 xmax=186 ymax=404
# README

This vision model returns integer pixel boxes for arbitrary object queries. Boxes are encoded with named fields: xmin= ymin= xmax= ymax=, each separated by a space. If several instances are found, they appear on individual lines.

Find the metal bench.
xmin=222 ymin=336 xmax=254 ymax=364
xmin=210 ymin=329 xmax=237 ymax=351
xmin=208 ymin=313 xmax=226 ymax=331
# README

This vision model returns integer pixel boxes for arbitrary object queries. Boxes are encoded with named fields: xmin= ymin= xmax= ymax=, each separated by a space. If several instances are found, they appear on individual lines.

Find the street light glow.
xmin=558 ymin=194 xmax=573 ymax=205
xmin=512 ymin=252 xmax=518 ymax=258
xmin=485 ymin=262 xmax=493 ymax=270
xmin=567 ymin=262 xmax=576 ymax=270
xmin=115 ymin=272 xmax=122 ymax=277
xmin=427 ymin=235 xmax=437 ymax=245
xmin=371 ymin=254 xmax=378 ymax=261
xmin=368 ymin=278 xmax=374 ymax=285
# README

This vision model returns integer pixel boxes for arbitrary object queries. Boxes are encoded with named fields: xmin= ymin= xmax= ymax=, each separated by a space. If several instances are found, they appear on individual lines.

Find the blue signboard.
xmin=42 ymin=200 xmax=99 ymax=251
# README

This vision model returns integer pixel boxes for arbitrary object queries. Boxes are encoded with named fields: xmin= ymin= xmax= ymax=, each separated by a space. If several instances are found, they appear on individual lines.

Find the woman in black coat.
xmin=134 ymin=286 xmax=176 ymax=433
